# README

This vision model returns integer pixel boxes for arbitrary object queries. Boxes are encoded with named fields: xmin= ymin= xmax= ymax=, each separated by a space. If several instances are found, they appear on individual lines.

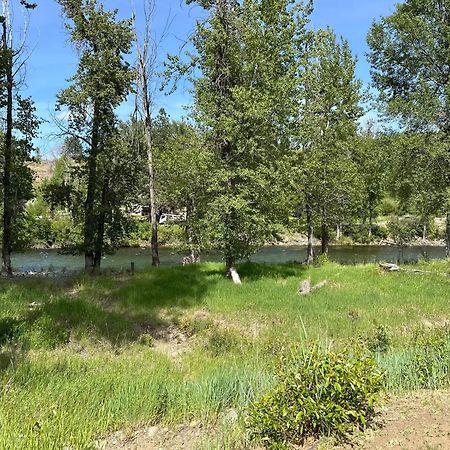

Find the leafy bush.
xmin=387 ymin=216 xmax=420 ymax=245
xmin=247 ymin=346 xmax=384 ymax=448
xmin=377 ymin=197 xmax=399 ymax=216
xmin=313 ymin=253 xmax=329 ymax=267
xmin=204 ymin=327 xmax=242 ymax=356
xmin=342 ymin=224 xmax=388 ymax=243
xmin=125 ymin=217 xmax=184 ymax=247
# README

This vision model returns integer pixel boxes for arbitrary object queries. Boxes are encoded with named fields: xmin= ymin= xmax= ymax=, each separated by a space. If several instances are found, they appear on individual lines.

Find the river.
xmin=10 ymin=245 xmax=447 ymax=273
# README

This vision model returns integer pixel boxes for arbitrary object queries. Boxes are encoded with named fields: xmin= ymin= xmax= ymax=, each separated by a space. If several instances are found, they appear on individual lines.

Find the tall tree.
xmin=299 ymin=29 xmax=363 ymax=258
xmin=368 ymin=0 xmax=450 ymax=257
xmin=56 ymin=0 xmax=134 ymax=272
xmin=178 ymin=0 xmax=311 ymax=279
xmin=354 ymin=123 xmax=388 ymax=240
xmin=133 ymin=0 xmax=164 ymax=267
xmin=154 ymin=114 xmax=211 ymax=263
xmin=0 ymin=0 xmax=39 ymax=275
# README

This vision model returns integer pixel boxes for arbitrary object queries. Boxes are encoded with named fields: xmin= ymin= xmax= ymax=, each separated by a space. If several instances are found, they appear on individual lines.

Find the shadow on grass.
xmin=0 ymin=262 xmax=306 ymax=352
xmin=0 ymin=264 xmax=217 ymax=350
xmin=236 ymin=262 xmax=307 ymax=281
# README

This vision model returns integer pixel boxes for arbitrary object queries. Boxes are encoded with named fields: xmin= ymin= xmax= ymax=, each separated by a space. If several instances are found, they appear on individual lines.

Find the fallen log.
xmin=298 ymin=278 xmax=328 ymax=296
xmin=379 ymin=262 xmax=450 ymax=277
xmin=379 ymin=263 xmax=400 ymax=272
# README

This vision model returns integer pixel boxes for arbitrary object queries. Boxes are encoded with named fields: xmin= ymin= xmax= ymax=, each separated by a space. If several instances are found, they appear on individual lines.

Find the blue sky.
xmin=17 ymin=0 xmax=398 ymax=156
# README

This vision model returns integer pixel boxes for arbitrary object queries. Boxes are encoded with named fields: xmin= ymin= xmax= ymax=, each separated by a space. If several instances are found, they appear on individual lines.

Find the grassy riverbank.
xmin=0 ymin=261 xmax=450 ymax=449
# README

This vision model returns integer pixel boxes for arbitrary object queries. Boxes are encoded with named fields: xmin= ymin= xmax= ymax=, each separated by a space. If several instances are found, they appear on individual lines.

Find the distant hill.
xmin=29 ymin=160 xmax=55 ymax=183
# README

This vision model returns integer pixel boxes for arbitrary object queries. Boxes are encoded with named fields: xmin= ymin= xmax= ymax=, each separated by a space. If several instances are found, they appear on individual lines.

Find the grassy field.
xmin=0 ymin=260 xmax=450 ymax=449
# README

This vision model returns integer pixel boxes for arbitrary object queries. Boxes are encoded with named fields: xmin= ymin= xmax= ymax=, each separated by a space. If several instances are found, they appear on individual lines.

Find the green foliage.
xmin=56 ymin=0 xmax=135 ymax=268
xmin=297 ymin=28 xmax=364 ymax=250
xmin=367 ymin=324 xmax=391 ymax=354
xmin=381 ymin=325 xmax=450 ymax=391
xmin=137 ymin=333 xmax=154 ymax=347
xmin=177 ymin=0 xmax=312 ymax=267
xmin=125 ymin=217 xmax=183 ymax=247
xmin=313 ymin=253 xmax=329 ymax=267
xmin=368 ymin=1 xmax=450 ymax=249
xmin=0 ymin=262 xmax=448 ymax=446
xmin=204 ymin=327 xmax=242 ymax=357
xmin=247 ymin=346 xmax=384 ymax=447
xmin=22 ymin=315 xmax=70 ymax=349
xmin=386 ymin=216 xmax=420 ymax=245
xmin=378 ymin=197 xmax=399 ymax=216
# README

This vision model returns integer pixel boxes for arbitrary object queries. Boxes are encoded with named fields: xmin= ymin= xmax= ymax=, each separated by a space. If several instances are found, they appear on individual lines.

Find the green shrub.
xmin=137 ymin=333 xmax=154 ymax=347
xmin=377 ymin=197 xmax=399 ymax=216
xmin=386 ymin=216 xmax=420 ymax=245
xmin=313 ymin=253 xmax=329 ymax=267
xmin=247 ymin=346 xmax=384 ymax=448
xmin=367 ymin=325 xmax=391 ymax=354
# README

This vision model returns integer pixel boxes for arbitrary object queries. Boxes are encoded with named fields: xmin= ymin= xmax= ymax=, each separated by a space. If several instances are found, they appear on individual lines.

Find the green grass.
xmin=0 ymin=261 xmax=449 ymax=448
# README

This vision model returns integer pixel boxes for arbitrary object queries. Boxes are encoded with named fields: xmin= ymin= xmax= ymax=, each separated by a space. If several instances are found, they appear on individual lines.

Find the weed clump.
xmin=367 ymin=324 xmax=391 ymax=354
xmin=410 ymin=326 xmax=450 ymax=389
xmin=247 ymin=345 xmax=384 ymax=448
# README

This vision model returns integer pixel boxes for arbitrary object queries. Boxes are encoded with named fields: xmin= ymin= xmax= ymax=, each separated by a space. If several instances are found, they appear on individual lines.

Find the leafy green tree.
xmin=387 ymin=131 xmax=446 ymax=241
xmin=354 ymin=123 xmax=388 ymax=240
xmin=155 ymin=116 xmax=211 ymax=262
xmin=0 ymin=0 xmax=39 ymax=274
xmin=177 ymin=0 xmax=311 ymax=277
xmin=299 ymin=29 xmax=363 ymax=258
xmin=368 ymin=0 xmax=450 ymax=256
xmin=56 ymin=0 xmax=134 ymax=272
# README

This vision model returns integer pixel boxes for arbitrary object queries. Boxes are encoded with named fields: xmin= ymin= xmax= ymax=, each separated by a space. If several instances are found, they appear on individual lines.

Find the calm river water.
xmin=10 ymin=245 xmax=447 ymax=273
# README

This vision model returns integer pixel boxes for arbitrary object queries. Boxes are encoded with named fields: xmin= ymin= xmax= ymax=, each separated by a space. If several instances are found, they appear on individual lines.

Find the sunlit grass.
xmin=0 ymin=260 xmax=449 ymax=448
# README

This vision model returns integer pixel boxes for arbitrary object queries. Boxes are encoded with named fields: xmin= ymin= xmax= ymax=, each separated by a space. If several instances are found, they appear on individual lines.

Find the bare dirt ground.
xmin=100 ymin=423 xmax=208 ymax=450
xmin=343 ymin=390 xmax=450 ymax=450
xmin=101 ymin=390 xmax=450 ymax=450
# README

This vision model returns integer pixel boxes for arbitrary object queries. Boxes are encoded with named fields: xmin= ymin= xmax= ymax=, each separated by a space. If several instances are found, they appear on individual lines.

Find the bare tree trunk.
xmin=306 ymin=198 xmax=314 ymax=264
xmin=186 ymin=198 xmax=200 ymax=263
xmin=423 ymin=222 xmax=427 ymax=241
xmin=84 ymin=102 xmax=100 ymax=273
xmin=336 ymin=223 xmax=341 ymax=241
xmin=368 ymin=211 xmax=373 ymax=239
xmin=93 ymin=175 xmax=109 ymax=272
xmin=1 ymin=10 xmax=13 ymax=276
xmin=144 ymin=114 xmax=160 ymax=267
xmin=321 ymin=223 xmax=329 ymax=255
xmin=446 ymin=211 xmax=450 ymax=259
xmin=135 ymin=1 xmax=160 ymax=267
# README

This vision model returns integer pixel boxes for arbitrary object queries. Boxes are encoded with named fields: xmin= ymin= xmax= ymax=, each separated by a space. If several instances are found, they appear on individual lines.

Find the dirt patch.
xmin=189 ymin=309 xmax=267 ymax=340
xmin=100 ymin=423 xmax=207 ymax=450
xmin=340 ymin=390 xmax=450 ymax=450
xmin=138 ymin=321 xmax=192 ymax=360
